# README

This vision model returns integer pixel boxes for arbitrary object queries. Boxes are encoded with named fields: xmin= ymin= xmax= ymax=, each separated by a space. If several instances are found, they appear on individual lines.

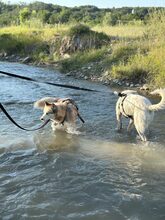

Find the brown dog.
xmin=34 ymin=97 xmax=84 ymax=131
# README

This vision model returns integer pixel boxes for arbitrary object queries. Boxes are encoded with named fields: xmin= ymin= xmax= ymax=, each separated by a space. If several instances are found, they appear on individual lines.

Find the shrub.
xmin=59 ymin=47 xmax=107 ymax=72
xmin=103 ymin=43 xmax=139 ymax=67
xmin=110 ymin=54 xmax=150 ymax=82
xmin=110 ymin=45 xmax=165 ymax=85
xmin=145 ymin=10 xmax=165 ymax=42
xmin=105 ymin=10 xmax=165 ymax=87
xmin=0 ymin=34 xmax=23 ymax=54
xmin=68 ymin=24 xmax=90 ymax=36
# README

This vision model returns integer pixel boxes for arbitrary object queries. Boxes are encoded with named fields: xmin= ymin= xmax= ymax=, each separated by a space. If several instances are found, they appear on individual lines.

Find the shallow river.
xmin=0 ymin=61 xmax=165 ymax=220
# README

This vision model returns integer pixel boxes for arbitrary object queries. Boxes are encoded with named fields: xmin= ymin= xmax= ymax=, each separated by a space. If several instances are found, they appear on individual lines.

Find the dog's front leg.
xmin=127 ymin=119 xmax=134 ymax=132
xmin=116 ymin=102 xmax=122 ymax=131
xmin=116 ymin=113 xmax=122 ymax=131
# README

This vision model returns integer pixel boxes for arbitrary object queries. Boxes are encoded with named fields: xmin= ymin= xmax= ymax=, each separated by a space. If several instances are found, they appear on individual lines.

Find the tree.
xmin=19 ymin=7 xmax=31 ymax=24
xmin=103 ymin=12 xmax=118 ymax=26
xmin=58 ymin=8 xmax=71 ymax=23
xmin=49 ymin=13 xmax=59 ymax=24
xmin=38 ymin=10 xmax=50 ymax=23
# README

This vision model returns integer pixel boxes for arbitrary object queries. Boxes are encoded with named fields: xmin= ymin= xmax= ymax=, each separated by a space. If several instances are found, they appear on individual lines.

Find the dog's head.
xmin=40 ymin=101 xmax=58 ymax=121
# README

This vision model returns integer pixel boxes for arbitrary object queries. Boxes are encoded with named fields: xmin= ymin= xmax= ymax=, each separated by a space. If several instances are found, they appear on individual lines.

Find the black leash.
xmin=0 ymin=103 xmax=50 ymax=131
xmin=77 ymin=113 xmax=85 ymax=123
xmin=0 ymin=70 xmax=99 ymax=92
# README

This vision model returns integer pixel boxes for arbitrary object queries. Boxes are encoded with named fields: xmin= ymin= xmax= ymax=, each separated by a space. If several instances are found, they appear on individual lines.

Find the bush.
xmin=59 ymin=47 xmax=107 ymax=72
xmin=0 ymin=34 xmax=23 ymax=54
xmin=68 ymin=24 xmax=90 ymax=36
xmin=103 ymin=43 xmax=140 ymax=68
xmin=0 ymin=28 xmax=49 ymax=57
xmin=104 ymin=10 xmax=165 ymax=87
xmin=145 ymin=10 xmax=165 ymax=42
xmin=110 ymin=45 xmax=165 ymax=85
xmin=110 ymin=54 xmax=150 ymax=82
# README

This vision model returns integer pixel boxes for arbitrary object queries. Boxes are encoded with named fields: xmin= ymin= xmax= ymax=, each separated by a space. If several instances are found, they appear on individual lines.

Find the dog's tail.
xmin=148 ymin=88 xmax=165 ymax=111
xmin=34 ymin=97 xmax=59 ymax=109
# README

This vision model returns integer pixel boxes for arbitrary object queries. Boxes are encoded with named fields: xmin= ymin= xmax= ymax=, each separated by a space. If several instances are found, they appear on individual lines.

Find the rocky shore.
xmin=64 ymin=61 xmax=150 ymax=93
xmin=0 ymin=53 xmax=150 ymax=94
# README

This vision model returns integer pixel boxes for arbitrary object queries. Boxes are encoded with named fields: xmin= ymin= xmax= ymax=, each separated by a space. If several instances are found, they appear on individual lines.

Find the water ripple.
xmin=1 ymin=62 xmax=165 ymax=220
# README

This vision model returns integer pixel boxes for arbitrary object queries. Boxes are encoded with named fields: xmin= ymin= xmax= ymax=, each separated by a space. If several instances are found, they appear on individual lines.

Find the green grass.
xmin=0 ymin=11 xmax=165 ymax=87
xmin=105 ymin=10 xmax=165 ymax=87
xmin=93 ymin=24 xmax=145 ymax=39
xmin=59 ymin=47 xmax=107 ymax=72
xmin=0 ymin=25 xmax=69 ymax=59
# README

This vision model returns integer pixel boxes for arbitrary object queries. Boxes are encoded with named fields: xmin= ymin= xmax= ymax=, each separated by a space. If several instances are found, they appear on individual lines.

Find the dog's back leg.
xmin=134 ymin=123 xmax=147 ymax=141
xmin=137 ymin=131 xmax=147 ymax=142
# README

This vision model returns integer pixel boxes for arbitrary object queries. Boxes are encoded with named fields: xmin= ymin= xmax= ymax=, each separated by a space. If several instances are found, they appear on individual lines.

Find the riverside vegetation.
xmin=0 ymin=2 xmax=165 ymax=88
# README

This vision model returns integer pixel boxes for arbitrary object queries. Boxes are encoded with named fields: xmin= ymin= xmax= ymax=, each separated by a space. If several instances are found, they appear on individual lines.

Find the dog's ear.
xmin=45 ymin=101 xmax=52 ymax=106
xmin=52 ymin=103 xmax=57 ymax=108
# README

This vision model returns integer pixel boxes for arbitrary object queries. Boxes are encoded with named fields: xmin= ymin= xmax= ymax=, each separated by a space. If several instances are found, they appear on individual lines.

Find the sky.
xmin=2 ymin=0 xmax=165 ymax=8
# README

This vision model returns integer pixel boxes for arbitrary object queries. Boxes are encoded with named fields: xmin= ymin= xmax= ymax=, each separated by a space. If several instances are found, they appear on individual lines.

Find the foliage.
xmin=102 ymin=12 xmax=119 ymax=26
xmin=68 ymin=24 xmax=90 ymax=36
xmin=0 ymin=1 xmax=162 ymax=27
xmin=93 ymin=24 xmax=145 ymax=39
xmin=0 ymin=4 xmax=165 ymax=87
xmin=105 ymin=10 xmax=165 ymax=86
xmin=19 ymin=7 xmax=31 ymax=24
xmin=59 ymin=47 xmax=107 ymax=72
xmin=0 ymin=26 xmax=58 ymax=57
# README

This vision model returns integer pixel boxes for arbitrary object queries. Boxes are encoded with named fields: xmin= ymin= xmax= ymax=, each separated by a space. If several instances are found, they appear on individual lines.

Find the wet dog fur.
xmin=34 ymin=97 xmax=84 ymax=131
xmin=115 ymin=89 xmax=165 ymax=141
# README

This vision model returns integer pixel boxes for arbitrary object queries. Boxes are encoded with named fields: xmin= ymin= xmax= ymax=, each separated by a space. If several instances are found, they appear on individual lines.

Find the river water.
xmin=0 ymin=61 xmax=165 ymax=220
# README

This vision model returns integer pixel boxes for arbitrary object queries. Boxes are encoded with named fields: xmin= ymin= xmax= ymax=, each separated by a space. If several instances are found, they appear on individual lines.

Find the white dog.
xmin=34 ymin=97 xmax=84 ymax=131
xmin=115 ymin=89 xmax=165 ymax=141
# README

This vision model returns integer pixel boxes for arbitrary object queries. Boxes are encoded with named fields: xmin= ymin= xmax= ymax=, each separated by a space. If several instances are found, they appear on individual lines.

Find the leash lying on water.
xmin=0 ymin=103 xmax=50 ymax=131
xmin=0 ymin=70 xmax=99 ymax=92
